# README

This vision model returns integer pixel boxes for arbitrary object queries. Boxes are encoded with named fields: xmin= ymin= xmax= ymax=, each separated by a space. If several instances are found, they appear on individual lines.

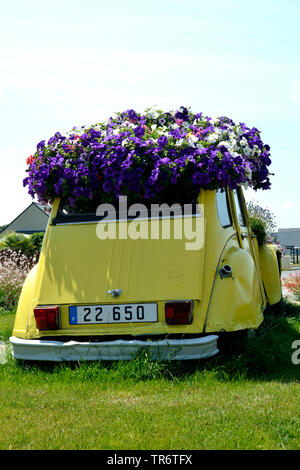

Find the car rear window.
xmin=53 ymin=191 xmax=201 ymax=224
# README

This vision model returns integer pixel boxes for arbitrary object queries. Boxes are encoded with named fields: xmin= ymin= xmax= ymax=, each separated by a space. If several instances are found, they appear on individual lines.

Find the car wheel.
xmin=265 ymin=293 xmax=285 ymax=316
xmin=272 ymin=296 xmax=285 ymax=315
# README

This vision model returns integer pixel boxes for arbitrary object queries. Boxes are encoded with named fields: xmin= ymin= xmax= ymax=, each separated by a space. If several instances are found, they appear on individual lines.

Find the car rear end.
xmin=10 ymin=197 xmax=219 ymax=361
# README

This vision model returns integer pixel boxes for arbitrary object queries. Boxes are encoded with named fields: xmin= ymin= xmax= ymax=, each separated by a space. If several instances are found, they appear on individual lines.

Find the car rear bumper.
xmin=9 ymin=335 xmax=219 ymax=362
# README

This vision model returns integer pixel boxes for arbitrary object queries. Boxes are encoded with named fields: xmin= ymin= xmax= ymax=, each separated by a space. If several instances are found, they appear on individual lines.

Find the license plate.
xmin=69 ymin=303 xmax=158 ymax=325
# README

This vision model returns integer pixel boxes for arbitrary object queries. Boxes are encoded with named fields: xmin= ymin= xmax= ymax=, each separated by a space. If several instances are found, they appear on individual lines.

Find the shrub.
xmin=0 ymin=224 xmax=8 ymax=235
xmin=0 ymin=233 xmax=32 ymax=254
xmin=28 ymin=232 xmax=44 ymax=252
xmin=246 ymin=201 xmax=276 ymax=245
xmin=248 ymin=216 xmax=267 ymax=245
xmin=282 ymin=273 xmax=300 ymax=302
xmin=0 ymin=249 xmax=37 ymax=311
xmin=0 ymin=232 xmax=44 ymax=262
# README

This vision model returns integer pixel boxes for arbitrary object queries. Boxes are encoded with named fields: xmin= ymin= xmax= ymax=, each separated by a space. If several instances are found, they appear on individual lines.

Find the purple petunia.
xmin=23 ymin=106 xmax=272 ymax=205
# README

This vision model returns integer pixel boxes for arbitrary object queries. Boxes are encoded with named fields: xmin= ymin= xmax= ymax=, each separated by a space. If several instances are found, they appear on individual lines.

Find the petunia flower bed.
xmin=23 ymin=106 xmax=272 ymax=209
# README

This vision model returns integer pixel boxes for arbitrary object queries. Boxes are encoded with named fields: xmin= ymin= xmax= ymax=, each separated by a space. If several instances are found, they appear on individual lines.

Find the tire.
xmin=217 ymin=330 xmax=248 ymax=354
xmin=265 ymin=292 xmax=285 ymax=316
xmin=272 ymin=296 xmax=285 ymax=315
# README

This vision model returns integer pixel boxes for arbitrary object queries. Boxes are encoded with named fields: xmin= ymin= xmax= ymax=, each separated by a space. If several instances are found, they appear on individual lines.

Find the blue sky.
xmin=0 ymin=0 xmax=299 ymax=227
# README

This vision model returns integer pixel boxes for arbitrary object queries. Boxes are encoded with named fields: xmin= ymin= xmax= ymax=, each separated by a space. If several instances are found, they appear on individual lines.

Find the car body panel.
xmin=204 ymin=241 xmax=264 ymax=332
xmin=258 ymin=243 xmax=282 ymax=305
xmin=36 ymin=218 xmax=205 ymax=305
xmin=11 ymin=188 xmax=282 ymax=358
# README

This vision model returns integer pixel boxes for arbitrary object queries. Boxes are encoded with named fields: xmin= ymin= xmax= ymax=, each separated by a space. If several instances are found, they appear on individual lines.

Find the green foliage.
xmin=0 ymin=233 xmax=32 ymax=254
xmin=0 ymin=250 xmax=33 ymax=311
xmin=0 ymin=280 xmax=22 ymax=312
xmin=0 ymin=225 xmax=8 ymax=235
xmin=246 ymin=201 xmax=277 ymax=245
xmin=248 ymin=216 xmax=267 ymax=245
xmin=0 ymin=232 xmax=44 ymax=256
xmin=29 ymin=232 xmax=44 ymax=252
xmin=0 ymin=232 xmax=44 ymax=312
xmin=0 ymin=310 xmax=15 ymax=342
xmin=0 ymin=305 xmax=299 ymax=450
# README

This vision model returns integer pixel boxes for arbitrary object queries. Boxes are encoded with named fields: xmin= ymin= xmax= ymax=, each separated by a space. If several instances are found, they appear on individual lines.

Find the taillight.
xmin=165 ymin=301 xmax=193 ymax=325
xmin=33 ymin=306 xmax=59 ymax=330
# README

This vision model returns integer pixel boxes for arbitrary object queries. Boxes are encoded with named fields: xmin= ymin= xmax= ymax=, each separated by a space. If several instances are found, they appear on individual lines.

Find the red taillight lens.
xmin=165 ymin=301 xmax=193 ymax=325
xmin=33 ymin=306 xmax=59 ymax=330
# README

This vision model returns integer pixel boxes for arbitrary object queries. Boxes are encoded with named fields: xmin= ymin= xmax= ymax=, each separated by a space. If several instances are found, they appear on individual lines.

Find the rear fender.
xmin=12 ymin=264 xmax=39 ymax=338
xmin=204 ymin=245 xmax=264 ymax=332
xmin=258 ymin=243 xmax=282 ymax=305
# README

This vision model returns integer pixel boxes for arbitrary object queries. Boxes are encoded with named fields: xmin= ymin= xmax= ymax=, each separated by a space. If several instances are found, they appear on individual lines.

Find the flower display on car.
xmin=23 ymin=106 xmax=272 ymax=207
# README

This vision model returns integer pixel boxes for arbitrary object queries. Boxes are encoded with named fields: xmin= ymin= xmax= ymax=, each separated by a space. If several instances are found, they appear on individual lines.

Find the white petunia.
xmin=216 ymin=128 xmax=224 ymax=135
xmin=236 ymin=126 xmax=244 ymax=136
xmin=245 ymin=166 xmax=252 ymax=179
xmin=207 ymin=133 xmax=219 ymax=143
xmin=243 ymin=146 xmax=251 ymax=156
xmin=218 ymin=141 xmax=230 ymax=149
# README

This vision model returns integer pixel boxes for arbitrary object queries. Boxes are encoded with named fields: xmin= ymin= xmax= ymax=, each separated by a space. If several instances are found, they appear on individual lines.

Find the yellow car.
xmin=10 ymin=187 xmax=282 ymax=361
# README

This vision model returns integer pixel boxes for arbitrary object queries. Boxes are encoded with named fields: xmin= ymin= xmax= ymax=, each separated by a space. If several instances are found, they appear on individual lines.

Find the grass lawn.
xmin=0 ymin=302 xmax=299 ymax=450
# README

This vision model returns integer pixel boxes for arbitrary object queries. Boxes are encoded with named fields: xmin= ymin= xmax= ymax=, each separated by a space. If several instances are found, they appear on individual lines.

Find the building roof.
xmin=276 ymin=228 xmax=300 ymax=248
xmin=0 ymin=202 xmax=50 ymax=235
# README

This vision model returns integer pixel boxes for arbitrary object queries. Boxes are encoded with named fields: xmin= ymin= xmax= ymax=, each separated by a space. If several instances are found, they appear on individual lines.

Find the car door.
xmin=230 ymin=187 xmax=266 ymax=302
